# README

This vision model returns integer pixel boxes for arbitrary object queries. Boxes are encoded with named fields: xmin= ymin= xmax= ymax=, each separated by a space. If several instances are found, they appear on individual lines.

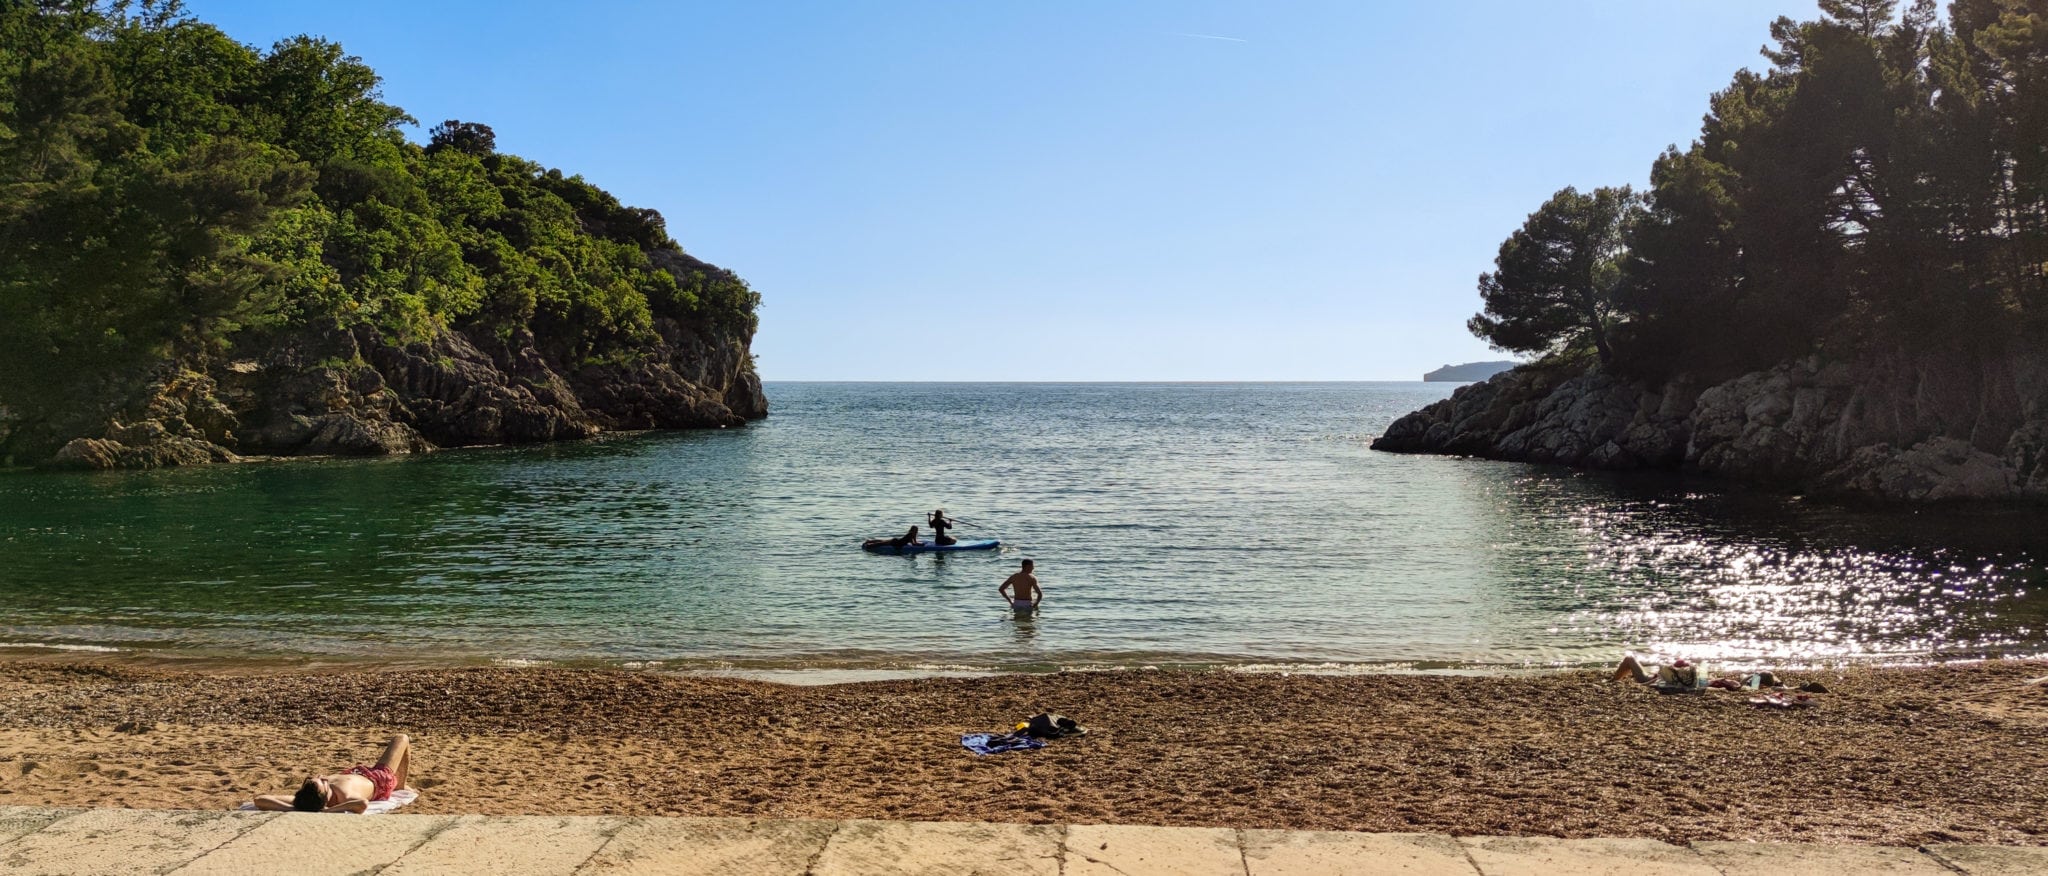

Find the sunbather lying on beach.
xmin=252 ymin=733 xmax=411 ymax=813
xmin=1611 ymin=655 xmax=1697 ymax=687
xmin=1707 ymin=670 xmax=1783 ymax=690
xmin=1614 ymin=658 xmax=1824 ymax=694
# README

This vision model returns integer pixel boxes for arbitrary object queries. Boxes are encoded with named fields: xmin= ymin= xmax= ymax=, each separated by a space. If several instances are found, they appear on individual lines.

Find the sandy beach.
xmin=0 ymin=659 xmax=2042 ymax=847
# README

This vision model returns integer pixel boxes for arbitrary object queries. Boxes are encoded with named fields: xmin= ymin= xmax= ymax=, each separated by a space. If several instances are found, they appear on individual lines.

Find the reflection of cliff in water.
xmin=1465 ymin=464 xmax=2048 ymax=663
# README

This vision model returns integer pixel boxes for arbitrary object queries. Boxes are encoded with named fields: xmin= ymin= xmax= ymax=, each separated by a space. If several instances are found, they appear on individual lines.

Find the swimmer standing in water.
xmin=998 ymin=559 xmax=1040 ymax=618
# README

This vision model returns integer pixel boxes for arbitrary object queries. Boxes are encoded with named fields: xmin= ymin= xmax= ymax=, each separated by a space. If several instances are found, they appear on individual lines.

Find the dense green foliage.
xmin=0 ymin=0 xmax=757 ymax=427
xmin=1471 ymin=0 xmax=2048 ymax=379
xmin=1469 ymin=186 xmax=1641 ymax=364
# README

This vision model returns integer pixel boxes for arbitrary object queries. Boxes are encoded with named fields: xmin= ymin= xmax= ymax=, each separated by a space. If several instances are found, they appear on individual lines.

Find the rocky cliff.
xmin=11 ymin=319 xmax=766 ymax=470
xmin=1372 ymin=350 xmax=2048 ymax=502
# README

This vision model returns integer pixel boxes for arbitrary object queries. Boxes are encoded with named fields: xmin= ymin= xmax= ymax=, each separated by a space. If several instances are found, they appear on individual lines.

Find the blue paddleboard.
xmin=862 ymin=538 xmax=1000 ymax=555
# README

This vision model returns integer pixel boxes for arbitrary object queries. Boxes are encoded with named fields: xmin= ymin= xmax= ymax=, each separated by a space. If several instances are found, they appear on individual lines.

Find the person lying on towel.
xmin=1611 ymin=655 xmax=1697 ymax=688
xmin=252 ymin=733 xmax=412 ymax=813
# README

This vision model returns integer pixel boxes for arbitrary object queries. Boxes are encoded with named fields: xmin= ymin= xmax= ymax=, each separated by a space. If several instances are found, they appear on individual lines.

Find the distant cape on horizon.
xmin=1422 ymin=361 xmax=1516 ymax=382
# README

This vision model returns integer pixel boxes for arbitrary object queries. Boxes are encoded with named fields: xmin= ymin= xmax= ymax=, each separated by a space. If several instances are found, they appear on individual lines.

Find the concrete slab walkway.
xmin=0 ymin=806 xmax=2040 ymax=875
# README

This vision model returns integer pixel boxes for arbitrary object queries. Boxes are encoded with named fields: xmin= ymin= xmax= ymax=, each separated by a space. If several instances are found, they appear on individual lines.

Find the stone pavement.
xmin=1 ymin=806 xmax=2044 ymax=875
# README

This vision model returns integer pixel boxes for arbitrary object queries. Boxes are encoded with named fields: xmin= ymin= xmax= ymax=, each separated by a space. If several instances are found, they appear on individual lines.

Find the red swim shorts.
xmin=348 ymin=764 xmax=397 ymax=801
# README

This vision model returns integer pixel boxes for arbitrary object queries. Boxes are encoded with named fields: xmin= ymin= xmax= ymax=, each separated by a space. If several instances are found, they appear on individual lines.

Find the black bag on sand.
xmin=1025 ymin=712 xmax=1087 ymax=739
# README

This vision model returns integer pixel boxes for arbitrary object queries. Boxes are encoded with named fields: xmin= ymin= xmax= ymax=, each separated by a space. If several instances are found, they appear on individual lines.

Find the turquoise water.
xmin=1 ymin=382 xmax=2045 ymax=674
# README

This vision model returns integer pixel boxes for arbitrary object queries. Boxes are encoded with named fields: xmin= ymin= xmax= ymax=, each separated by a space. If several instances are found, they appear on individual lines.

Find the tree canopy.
xmin=1471 ymin=0 xmax=2048 ymax=380
xmin=0 ymin=0 xmax=758 ymax=433
xmin=426 ymin=119 xmax=495 ymax=157
xmin=1469 ymin=186 xmax=1641 ymax=364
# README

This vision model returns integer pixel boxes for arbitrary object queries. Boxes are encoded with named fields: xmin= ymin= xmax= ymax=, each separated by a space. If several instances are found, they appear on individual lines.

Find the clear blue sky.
xmin=187 ymin=1 xmax=1814 ymax=380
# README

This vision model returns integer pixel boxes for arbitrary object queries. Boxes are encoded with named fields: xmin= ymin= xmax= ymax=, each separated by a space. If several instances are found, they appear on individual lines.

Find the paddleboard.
xmin=862 ymin=538 xmax=1000 ymax=555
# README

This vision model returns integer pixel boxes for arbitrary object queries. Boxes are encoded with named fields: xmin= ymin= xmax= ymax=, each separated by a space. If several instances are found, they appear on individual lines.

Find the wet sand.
xmin=0 ymin=660 xmax=2042 ymax=846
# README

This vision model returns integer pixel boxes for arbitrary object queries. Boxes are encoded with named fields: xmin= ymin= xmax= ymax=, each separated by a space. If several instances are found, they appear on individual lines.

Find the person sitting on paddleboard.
xmin=929 ymin=509 xmax=957 ymax=546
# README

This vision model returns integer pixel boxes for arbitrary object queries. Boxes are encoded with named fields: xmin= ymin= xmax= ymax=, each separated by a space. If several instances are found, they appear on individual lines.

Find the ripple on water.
xmin=1 ymin=382 xmax=2046 ymax=672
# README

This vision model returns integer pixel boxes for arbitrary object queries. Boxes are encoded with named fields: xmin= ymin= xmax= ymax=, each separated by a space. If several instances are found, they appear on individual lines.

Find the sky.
xmin=185 ymin=1 xmax=1816 ymax=380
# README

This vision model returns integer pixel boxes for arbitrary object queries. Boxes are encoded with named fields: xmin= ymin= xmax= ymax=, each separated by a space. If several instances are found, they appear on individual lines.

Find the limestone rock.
xmin=2007 ymin=421 xmax=2048 ymax=498
xmin=1373 ymin=366 xmax=1690 ymax=472
xmin=49 ymin=438 xmax=123 ymax=470
xmin=1824 ymin=438 xmax=2018 ymax=502
xmin=299 ymin=413 xmax=430 ymax=456
xmin=38 ymin=370 xmax=249 ymax=470
xmin=22 ymin=310 xmax=766 ymax=469
xmin=1374 ymin=347 xmax=2048 ymax=504
xmin=48 ymin=435 xmax=235 ymax=470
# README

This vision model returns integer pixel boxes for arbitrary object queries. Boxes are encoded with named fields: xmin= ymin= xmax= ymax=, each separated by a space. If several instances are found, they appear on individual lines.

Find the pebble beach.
xmin=0 ymin=660 xmax=2043 ymax=846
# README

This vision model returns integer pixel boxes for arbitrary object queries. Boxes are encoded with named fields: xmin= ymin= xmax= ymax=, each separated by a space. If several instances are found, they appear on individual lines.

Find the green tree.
xmin=1468 ymin=186 xmax=1642 ymax=364
xmin=1818 ymin=0 xmax=1899 ymax=37
xmin=425 ymin=119 xmax=494 ymax=156
xmin=0 ymin=0 xmax=762 ymax=458
xmin=0 ymin=9 xmax=311 ymax=431
xmin=253 ymin=35 xmax=410 ymax=164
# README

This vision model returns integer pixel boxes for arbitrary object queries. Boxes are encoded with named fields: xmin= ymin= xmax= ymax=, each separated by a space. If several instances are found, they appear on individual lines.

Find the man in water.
xmin=999 ymin=559 xmax=1040 ymax=617
xmin=252 ymin=733 xmax=412 ymax=813
xmin=929 ymin=509 xmax=957 ymax=546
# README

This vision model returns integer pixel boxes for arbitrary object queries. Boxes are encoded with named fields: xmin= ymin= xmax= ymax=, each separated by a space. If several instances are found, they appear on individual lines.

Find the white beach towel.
xmin=239 ymin=788 xmax=419 ymax=815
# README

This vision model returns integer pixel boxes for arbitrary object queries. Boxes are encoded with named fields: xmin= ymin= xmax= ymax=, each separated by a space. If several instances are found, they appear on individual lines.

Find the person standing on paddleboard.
xmin=929 ymin=509 xmax=958 ymax=546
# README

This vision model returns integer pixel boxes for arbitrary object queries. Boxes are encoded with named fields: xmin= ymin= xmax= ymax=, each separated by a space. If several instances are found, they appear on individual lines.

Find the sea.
xmin=1 ymin=381 xmax=2044 ymax=681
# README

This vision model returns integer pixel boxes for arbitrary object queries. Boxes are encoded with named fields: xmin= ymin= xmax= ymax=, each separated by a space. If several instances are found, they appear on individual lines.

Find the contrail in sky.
xmin=1170 ymin=32 xmax=1248 ymax=42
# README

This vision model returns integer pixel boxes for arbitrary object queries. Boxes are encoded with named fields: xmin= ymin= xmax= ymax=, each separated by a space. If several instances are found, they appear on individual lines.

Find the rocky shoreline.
xmin=7 ymin=318 xmax=765 ymax=471
xmin=1373 ymin=350 xmax=2048 ymax=502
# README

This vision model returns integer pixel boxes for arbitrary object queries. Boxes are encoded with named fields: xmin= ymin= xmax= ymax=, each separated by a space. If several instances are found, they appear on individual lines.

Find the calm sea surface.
xmin=2 ymin=381 xmax=2045 ymax=677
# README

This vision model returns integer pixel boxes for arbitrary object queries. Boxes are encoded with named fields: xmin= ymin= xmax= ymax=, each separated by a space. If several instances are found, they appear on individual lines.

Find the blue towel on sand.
xmin=962 ymin=732 xmax=1045 ymax=755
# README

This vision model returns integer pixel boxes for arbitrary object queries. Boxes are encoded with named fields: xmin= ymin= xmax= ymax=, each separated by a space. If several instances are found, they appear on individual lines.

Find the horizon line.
xmin=759 ymin=378 xmax=1443 ymax=384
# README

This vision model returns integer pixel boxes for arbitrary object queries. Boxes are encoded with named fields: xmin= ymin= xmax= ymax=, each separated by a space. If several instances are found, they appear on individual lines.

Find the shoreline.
xmin=1 ymin=659 xmax=2043 ymax=846
xmin=7 ymin=644 xmax=2048 ymax=685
